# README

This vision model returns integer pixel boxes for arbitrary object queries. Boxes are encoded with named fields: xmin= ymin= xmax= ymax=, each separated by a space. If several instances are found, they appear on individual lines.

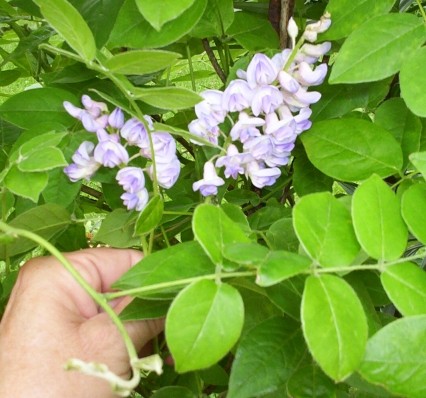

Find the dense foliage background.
xmin=1 ymin=0 xmax=426 ymax=397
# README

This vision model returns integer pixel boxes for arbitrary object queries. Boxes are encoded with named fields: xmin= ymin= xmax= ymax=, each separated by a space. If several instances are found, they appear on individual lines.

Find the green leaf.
xmin=134 ymin=195 xmax=164 ymax=235
xmin=151 ymin=386 xmax=195 ymax=398
xmin=401 ymin=182 xmax=426 ymax=245
xmin=69 ymin=0 xmax=125 ymax=48
xmin=321 ymin=0 xmax=396 ymax=41
xmin=190 ymin=0 xmax=234 ymax=38
xmin=192 ymin=204 xmax=251 ymax=267
xmin=0 ymin=204 xmax=70 ymax=259
xmin=301 ymin=119 xmax=403 ymax=181
xmin=223 ymin=242 xmax=269 ymax=267
xmin=166 ymin=279 xmax=244 ymax=373
xmin=109 ymin=0 xmax=207 ymax=49
xmin=400 ymin=46 xmax=426 ymax=117
xmin=133 ymin=87 xmax=202 ymax=110
xmin=135 ymin=0 xmax=195 ymax=31
xmin=293 ymin=192 xmax=360 ymax=267
xmin=105 ymin=50 xmax=180 ymax=75
xmin=359 ymin=315 xmax=426 ymax=398
xmin=287 ymin=363 xmax=337 ymax=398
xmin=18 ymin=132 xmax=68 ymax=157
xmin=0 ymin=88 xmax=77 ymax=129
xmin=227 ymin=11 xmax=279 ymax=51
xmin=119 ymin=298 xmax=170 ymax=321
xmin=409 ymin=152 xmax=426 ymax=181
xmin=228 ymin=317 xmax=304 ymax=398
xmin=95 ymin=209 xmax=140 ymax=248
xmin=17 ymin=147 xmax=67 ymax=172
xmin=311 ymin=80 xmax=391 ymax=122
xmin=113 ymin=241 xmax=215 ymax=297
xmin=266 ymin=218 xmax=299 ymax=252
xmin=257 ymin=251 xmax=311 ymax=287
xmin=352 ymin=175 xmax=407 ymax=261
xmin=0 ymin=69 xmax=21 ymax=87
xmin=329 ymin=13 xmax=426 ymax=84
xmin=375 ymin=98 xmax=421 ymax=167
xmin=42 ymin=168 xmax=82 ymax=207
xmin=33 ymin=0 xmax=96 ymax=61
xmin=4 ymin=166 xmax=48 ymax=202
xmin=301 ymin=275 xmax=368 ymax=381
xmin=266 ymin=277 xmax=305 ymax=321
xmin=381 ymin=262 xmax=426 ymax=316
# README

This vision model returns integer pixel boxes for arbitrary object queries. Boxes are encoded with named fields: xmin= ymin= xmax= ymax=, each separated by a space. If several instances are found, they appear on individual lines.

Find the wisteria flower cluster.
xmin=189 ymin=14 xmax=331 ymax=196
xmin=63 ymin=96 xmax=180 ymax=211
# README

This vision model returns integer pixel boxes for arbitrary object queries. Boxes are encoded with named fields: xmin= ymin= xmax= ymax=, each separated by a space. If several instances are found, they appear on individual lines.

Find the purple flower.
xmin=108 ymin=108 xmax=125 ymax=129
xmin=246 ymin=53 xmax=279 ymax=89
xmin=243 ymin=135 xmax=273 ymax=160
xmin=271 ymin=49 xmax=292 ymax=71
xmin=295 ymin=62 xmax=328 ymax=86
xmin=64 ymin=141 xmax=100 ymax=182
xmin=188 ymin=119 xmax=219 ymax=146
xmin=284 ymin=87 xmax=321 ymax=109
xmin=193 ymin=161 xmax=225 ymax=196
xmin=222 ymin=79 xmax=253 ymax=112
xmin=81 ymin=95 xmax=108 ymax=116
xmin=251 ymin=85 xmax=283 ymax=116
xmin=120 ymin=118 xmax=149 ymax=147
xmin=148 ymin=156 xmax=181 ymax=189
xmin=216 ymin=144 xmax=254 ymax=179
xmin=246 ymin=161 xmax=281 ymax=188
xmin=81 ymin=113 xmax=108 ymax=133
xmin=278 ymin=71 xmax=300 ymax=93
xmin=141 ymin=132 xmax=176 ymax=160
xmin=300 ymin=42 xmax=331 ymax=62
xmin=94 ymin=129 xmax=129 ymax=168
xmin=195 ymin=90 xmax=227 ymax=127
xmin=230 ymin=112 xmax=264 ymax=143
xmin=264 ymin=112 xmax=297 ymax=143
xmin=121 ymin=189 xmax=149 ymax=211
xmin=303 ymin=13 xmax=331 ymax=42
xmin=63 ymin=101 xmax=84 ymax=120
xmin=116 ymin=167 xmax=146 ymax=193
xmin=294 ymin=107 xmax=313 ymax=133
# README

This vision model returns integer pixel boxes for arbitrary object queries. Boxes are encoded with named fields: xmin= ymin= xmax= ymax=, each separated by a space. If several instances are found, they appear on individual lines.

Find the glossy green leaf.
xmin=301 ymin=275 xmax=368 ymax=381
xmin=134 ymin=195 xmax=164 ymax=235
xmin=287 ymin=363 xmax=337 ymax=398
xmin=311 ymin=80 xmax=391 ymax=122
xmin=4 ymin=166 xmax=48 ymax=202
xmin=133 ymin=87 xmax=202 ymax=110
xmin=135 ymin=0 xmax=195 ymax=31
xmin=321 ymin=0 xmax=395 ymax=41
xmin=0 ymin=69 xmax=21 ymax=87
xmin=0 ymin=204 xmax=70 ymax=259
xmin=375 ymin=98 xmax=421 ymax=167
xmin=409 ymin=152 xmax=426 ymax=181
xmin=400 ymin=46 xmax=426 ymax=117
xmin=223 ymin=242 xmax=268 ymax=266
xmin=95 ymin=209 xmax=140 ymax=248
xmin=352 ymin=175 xmax=407 ymax=261
xmin=257 ymin=251 xmax=311 ymax=287
xmin=109 ymin=0 xmax=207 ymax=49
xmin=166 ymin=279 xmax=244 ymax=373
xmin=119 ymin=298 xmax=170 ymax=321
xmin=401 ymin=182 xmax=426 ymax=245
xmin=359 ymin=315 xmax=426 ymax=398
xmin=105 ymin=50 xmax=180 ymax=75
xmin=301 ymin=119 xmax=402 ymax=181
xmin=266 ymin=277 xmax=304 ymax=321
xmin=190 ymin=0 xmax=234 ymax=38
xmin=193 ymin=204 xmax=251 ymax=267
xmin=0 ymin=88 xmax=76 ymax=129
xmin=228 ymin=317 xmax=304 ymax=398
xmin=381 ymin=262 xmax=426 ymax=316
xmin=227 ymin=11 xmax=279 ymax=51
xmin=151 ymin=386 xmax=195 ymax=398
xmin=330 ymin=13 xmax=426 ymax=84
xmin=266 ymin=218 xmax=299 ymax=252
xmin=293 ymin=192 xmax=360 ymax=267
xmin=113 ymin=241 xmax=215 ymax=296
xmin=18 ymin=132 xmax=67 ymax=157
xmin=17 ymin=147 xmax=67 ymax=172
xmin=70 ymin=0 xmax=125 ymax=48
xmin=33 ymin=0 xmax=96 ymax=61
xmin=42 ymin=168 xmax=82 ymax=207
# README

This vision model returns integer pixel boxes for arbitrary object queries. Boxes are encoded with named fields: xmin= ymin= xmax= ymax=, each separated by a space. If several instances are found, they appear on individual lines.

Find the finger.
xmin=125 ymin=318 xmax=165 ymax=353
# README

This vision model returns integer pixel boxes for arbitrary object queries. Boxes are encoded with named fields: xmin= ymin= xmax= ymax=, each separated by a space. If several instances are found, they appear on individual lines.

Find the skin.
xmin=0 ymin=248 xmax=164 ymax=398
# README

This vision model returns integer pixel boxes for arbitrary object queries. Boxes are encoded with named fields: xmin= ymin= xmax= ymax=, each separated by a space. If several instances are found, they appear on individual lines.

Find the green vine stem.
xmin=0 ymin=220 xmax=143 ymax=395
xmin=415 ymin=0 xmax=426 ymax=22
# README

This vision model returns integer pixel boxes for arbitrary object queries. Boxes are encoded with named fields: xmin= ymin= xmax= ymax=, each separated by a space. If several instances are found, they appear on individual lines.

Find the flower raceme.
xmin=63 ymin=97 xmax=180 ymax=211
xmin=189 ymin=13 xmax=331 ymax=195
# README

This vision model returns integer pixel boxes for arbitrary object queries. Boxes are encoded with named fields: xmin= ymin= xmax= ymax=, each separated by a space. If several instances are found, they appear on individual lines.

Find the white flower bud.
xmin=287 ymin=17 xmax=299 ymax=48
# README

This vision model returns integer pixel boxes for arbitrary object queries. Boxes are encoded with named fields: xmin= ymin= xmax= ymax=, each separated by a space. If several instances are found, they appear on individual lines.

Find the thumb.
xmin=125 ymin=318 xmax=165 ymax=353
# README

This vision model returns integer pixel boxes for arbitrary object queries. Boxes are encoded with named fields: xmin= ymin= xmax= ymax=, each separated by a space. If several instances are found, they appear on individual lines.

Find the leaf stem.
xmin=415 ymin=0 xmax=426 ymax=22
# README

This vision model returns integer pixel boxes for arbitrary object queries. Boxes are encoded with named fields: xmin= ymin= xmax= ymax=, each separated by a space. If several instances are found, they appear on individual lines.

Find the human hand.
xmin=0 ymin=248 xmax=164 ymax=398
